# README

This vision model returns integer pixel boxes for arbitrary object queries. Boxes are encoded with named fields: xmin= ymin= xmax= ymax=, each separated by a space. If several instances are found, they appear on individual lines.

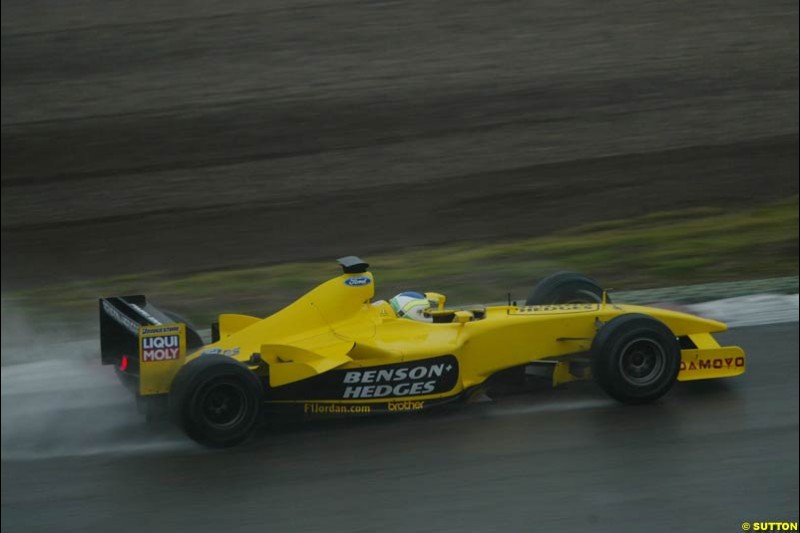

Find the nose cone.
xmin=622 ymin=304 xmax=729 ymax=335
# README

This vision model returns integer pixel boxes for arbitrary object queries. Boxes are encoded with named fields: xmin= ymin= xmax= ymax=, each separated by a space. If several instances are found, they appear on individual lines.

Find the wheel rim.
xmin=618 ymin=338 xmax=666 ymax=386
xmin=199 ymin=382 xmax=248 ymax=429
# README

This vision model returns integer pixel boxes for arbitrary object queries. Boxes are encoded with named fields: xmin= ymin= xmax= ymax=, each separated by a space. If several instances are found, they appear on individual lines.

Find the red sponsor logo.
xmin=142 ymin=335 xmax=180 ymax=362
xmin=680 ymin=357 xmax=744 ymax=371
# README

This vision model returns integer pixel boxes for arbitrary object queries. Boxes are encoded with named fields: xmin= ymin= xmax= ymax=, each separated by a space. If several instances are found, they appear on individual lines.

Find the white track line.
xmin=687 ymin=293 xmax=798 ymax=328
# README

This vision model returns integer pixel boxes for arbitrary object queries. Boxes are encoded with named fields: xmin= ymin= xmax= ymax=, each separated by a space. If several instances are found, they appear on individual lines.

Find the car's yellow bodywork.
xmin=137 ymin=268 xmax=745 ymax=411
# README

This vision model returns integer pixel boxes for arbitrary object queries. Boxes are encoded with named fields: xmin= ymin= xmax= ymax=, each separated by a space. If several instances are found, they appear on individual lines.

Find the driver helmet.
xmin=389 ymin=291 xmax=432 ymax=322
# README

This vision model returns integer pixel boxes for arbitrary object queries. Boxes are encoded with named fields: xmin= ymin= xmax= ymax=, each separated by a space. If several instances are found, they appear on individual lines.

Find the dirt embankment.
xmin=2 ymin=0 xmax=797 ymax=288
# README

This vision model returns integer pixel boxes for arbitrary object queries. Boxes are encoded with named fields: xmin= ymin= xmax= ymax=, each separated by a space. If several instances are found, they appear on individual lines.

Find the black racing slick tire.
xmin=525 ymin=272 xmax=607 ymax=305
xmin=591 ymin=314 xmax=681 ymax=405
xmin=169 ymin=355 xmax=263 ymax=448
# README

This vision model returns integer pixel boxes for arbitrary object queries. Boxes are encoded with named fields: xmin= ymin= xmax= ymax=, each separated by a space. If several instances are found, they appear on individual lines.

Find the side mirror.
xmin=453 ymin=311 xmax=473 ymax=324
xmin=425 ymin=292 xmax=446 ymax=312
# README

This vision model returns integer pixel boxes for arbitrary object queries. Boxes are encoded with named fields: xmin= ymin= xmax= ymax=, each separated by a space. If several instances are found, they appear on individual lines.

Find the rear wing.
xmin=99 ymin=295 xmax=204 ymax=365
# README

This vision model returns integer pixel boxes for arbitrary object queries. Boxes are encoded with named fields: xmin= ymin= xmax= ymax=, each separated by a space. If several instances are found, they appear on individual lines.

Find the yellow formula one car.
xmin=99 ymin=256 xmax=745 ymax=447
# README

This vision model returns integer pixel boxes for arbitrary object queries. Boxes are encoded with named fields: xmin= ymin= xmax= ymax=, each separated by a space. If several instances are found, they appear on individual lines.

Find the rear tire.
xmin=591 ymin=314 xmax=681 ymax=404
xmin=525 ymin=272 xmax=606 ymax=305
xmin=169 ymin=355 xmax=263 ymax=447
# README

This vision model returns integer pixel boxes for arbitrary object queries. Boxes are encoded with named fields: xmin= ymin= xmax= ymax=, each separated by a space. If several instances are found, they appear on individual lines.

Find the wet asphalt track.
xmin=1 ymin=323 xmax=797 ymax=533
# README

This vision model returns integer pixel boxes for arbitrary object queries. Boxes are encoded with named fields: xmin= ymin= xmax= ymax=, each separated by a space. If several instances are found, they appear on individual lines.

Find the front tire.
xmin=591 ymin=314 xmax=680 ymax=404
xmin=525 ymin=272 xmax=606 ymax=305
xmin=169 ymin=355 xmax=263 ymax=447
